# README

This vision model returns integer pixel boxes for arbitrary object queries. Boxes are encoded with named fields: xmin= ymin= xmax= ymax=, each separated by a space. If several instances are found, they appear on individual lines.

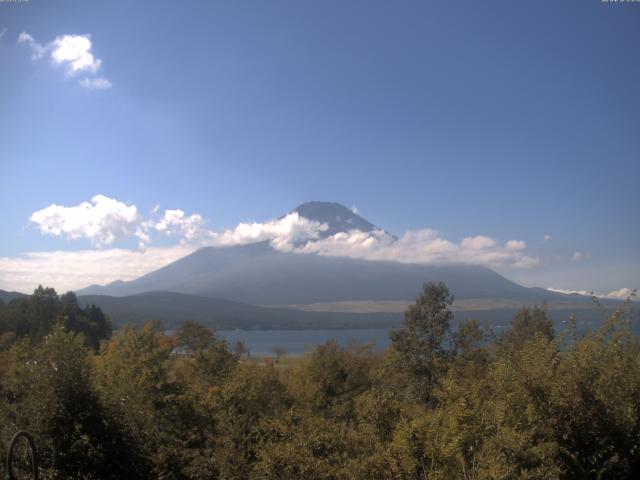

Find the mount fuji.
xmin=76 ymin=202 xmax=605 ymax=328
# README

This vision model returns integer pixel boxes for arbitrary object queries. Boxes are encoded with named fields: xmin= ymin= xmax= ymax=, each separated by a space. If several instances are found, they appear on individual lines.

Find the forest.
xmin=0 ymin=283 xmax=638 ymax=479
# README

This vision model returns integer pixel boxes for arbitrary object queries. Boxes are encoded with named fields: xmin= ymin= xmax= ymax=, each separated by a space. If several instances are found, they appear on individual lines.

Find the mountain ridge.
xmin=77 ymin=291 xmax=401 ymax=330
xmin=0 ymin=289 xmax=29 ymax=303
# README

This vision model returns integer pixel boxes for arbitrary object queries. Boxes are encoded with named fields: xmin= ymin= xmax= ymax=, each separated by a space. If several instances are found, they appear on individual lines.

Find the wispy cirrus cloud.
xmin=78 ymin=77 xmax=112 ymax=90
xmin=18 ymin=32 xmax=111 ymax=89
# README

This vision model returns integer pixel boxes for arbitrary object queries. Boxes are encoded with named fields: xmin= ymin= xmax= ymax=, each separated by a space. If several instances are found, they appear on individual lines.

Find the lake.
xmin=219 ymin=317 xmax=640 ymax=357
xmin=218 ymin=328 xmax=392 ymax=356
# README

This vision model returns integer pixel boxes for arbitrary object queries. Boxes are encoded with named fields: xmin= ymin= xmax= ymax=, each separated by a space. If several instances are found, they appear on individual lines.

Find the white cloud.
xmin=155 ymin=209 xmax=209 ymax=243
xmin=605 ymin=287 xmax=637 ymax=300
xmin=29 ymin=195 xmax=218 ymax=249
xmin=544 ymin=234 xmax=552 ymax=242
xmin=547 ymin=287 xmax=636 ymax=300
xmin=505 ymin=240 xmax=526 ymax=251
xmin=351 ymin=205 xmax=359 ymax=215
xmin=461 ymin=236 xmax=496 ymax=250
xmin=18 ymin=31 xmax=111 ymax=89
xmin=572 ymin=251 xmax=590 ymax=262
xmin=28 ymin=196 xmax=329 ymax=251
xmin=546 ymin=287 xmax=591 ymax=296
xmin=297 ymin=229 xmax=538 ymax=269
xmin=27 ymin=196 xmax=538 ymax=269
xmin=209 ymin=213 xmax=328 ymax=251
xmin=0 ymin=28 xmax=7 ymax=40
xmin=50 ymin=34 xmax=101 ymax=76
xmin=18 ymin=32 xmax=46 ymax=59
xmin=30 ymin=195 xmax=148 ymax=248
xmin=79 ymin=77 xmax=112 ymax=90
xmin=1 ymin=211 xmax=329 ymax=293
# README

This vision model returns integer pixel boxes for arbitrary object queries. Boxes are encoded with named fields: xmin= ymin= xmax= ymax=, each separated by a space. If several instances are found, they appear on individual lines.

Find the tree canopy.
xmin=0 ymin=285 xmax=638 ymax=479
xmin=0 ymin=286 xmax=112 ymax=350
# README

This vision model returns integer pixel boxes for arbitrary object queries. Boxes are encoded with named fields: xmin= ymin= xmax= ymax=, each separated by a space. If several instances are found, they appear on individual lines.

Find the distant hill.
xmin=0 ymin=289 xmax=29 ymax=303
xmin=76 ymin=291 xmax=617 ymax=331
xmin=77 ymin=291 xmax=401 ymax=330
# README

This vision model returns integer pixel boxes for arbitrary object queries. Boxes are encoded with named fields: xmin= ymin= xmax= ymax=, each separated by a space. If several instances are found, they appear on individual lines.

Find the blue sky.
xmin=0 ymin=0 xmax=638 ymax=295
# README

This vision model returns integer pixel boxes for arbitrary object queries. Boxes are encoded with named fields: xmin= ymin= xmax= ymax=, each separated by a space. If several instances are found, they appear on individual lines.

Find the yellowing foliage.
xmin=0 ymin=285 xmax=638 ymax=479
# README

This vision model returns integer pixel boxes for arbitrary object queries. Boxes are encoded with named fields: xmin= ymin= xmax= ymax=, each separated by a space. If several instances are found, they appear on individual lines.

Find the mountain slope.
xmin=78 ymin=241 xmax=568 ymax=305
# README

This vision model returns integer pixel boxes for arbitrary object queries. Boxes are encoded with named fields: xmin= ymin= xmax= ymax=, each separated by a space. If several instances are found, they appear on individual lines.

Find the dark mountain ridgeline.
xmin=77 ymin=291 xmax=401 ymax=330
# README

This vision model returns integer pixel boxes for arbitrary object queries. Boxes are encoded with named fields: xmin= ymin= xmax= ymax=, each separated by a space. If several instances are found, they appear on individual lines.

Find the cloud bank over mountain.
xmin=27 ymin=195 xmax=537 ymax=261
xmin=2 ymin=195 xmax=630 ymax=295
xmin=29 ymin=196 xmax=329 ymax=251
xmin=296 ymin=229 xmax=538 ymax=269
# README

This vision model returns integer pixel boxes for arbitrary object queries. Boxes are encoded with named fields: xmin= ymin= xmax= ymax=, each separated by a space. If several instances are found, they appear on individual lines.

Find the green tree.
xmin=60 ymin=292 xmax=112 ymax=349
xmin=290 ymin=340 xmax=373 ymax=421
xmin=551 ymin=308 xmax=640 ymax=479
xmin=173 ymin=320 xmax=215 ymax=355
xmin=501 ymin=306 xmax=554 ymax=351
xmin=0 ymin=287 xmax=112 ymax=350
xmin=389 ymin=281 xmax=454 ymax=404
xmin=253 ymin=410 xmax=391 ymax=480
xmin=95 ymin=324 xmax=212 ymax=479
xmin=216 ymin=363 xmax=287 ymax=479
xmin=0 ymin=326 xmax=141 ymax=479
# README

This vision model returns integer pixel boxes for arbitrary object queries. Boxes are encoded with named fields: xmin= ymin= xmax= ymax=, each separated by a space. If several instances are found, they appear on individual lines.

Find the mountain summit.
xmin=292 ymin=201 xmax=379 ymax=237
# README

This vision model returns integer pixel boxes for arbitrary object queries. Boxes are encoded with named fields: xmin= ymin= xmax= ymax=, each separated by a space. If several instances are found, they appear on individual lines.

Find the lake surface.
xmin=218 ymin=329 xmax=392 ymax=356
xmin=219 ymin=317 xmax=640 ymax=357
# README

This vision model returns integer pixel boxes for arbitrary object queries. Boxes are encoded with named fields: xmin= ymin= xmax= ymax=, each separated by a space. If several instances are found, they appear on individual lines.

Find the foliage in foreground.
xmin=0 ymin=283 xmax=638 ymax=479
